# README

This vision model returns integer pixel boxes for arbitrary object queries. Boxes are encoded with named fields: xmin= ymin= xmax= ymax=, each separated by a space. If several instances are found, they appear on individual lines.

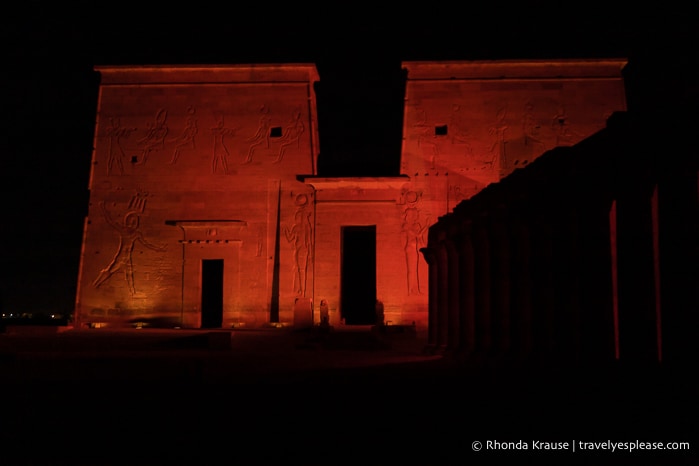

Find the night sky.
xmin=1 ymin=2 xmax=693 ymax=316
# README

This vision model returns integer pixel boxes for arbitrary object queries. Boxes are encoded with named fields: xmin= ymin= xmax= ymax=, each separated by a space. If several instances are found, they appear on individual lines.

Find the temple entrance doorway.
xmin=201 ymin=259 xmax=224 ymax=328
xmin=341 ymin=226 xmax=377 ymax=325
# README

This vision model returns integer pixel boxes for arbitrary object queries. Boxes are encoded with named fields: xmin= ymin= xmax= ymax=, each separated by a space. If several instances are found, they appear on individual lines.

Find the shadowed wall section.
xmin=422 ymin=105 xmax=698 ymax=366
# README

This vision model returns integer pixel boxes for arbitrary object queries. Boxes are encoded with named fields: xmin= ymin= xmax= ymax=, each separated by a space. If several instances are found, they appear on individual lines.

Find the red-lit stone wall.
xmin=75 ymin=65 xmax=320 ymax=328
xmin=397 ymin=60 xmax=628 ymax=326
xmin=401 ymin=60 xmax=628 ymax=187
xmin=304 ymin=177 xmax=427 ymax=326
xmin=75 ymin=60 xmax=629 ymax=330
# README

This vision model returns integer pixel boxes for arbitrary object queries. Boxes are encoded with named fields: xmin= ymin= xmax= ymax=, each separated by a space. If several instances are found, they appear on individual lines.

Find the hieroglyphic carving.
xmin=521 ymin=101 xmax=547 ymax=152
xmin=274 ymin=109 xmax=305 ymax=163
xmin=284 ymin=193 xmax=313 ymax=296
xmin=399 ymin=189 xmax=429 ymax=295
xmin=498 ymin=101 xmax=547 ymax=175
xmin=486 ymin=106 xmax=509 ymax=170
xmin=169 ymin=106 xmax=198 ymax=164
xmin=210 ymin=113 xmax=237 ymax=174
xmin=413 ymin=106 xmax=440 ymax=170
xmin=551 ymin=104 xmax=581 ymax=146
xmin=449 ymin=185 xmax=467 ymax=206
xmin=105 ymin=117 xmax=136 ymax=175
xmin=244 ymin=105 xmax=272 ymax=164
xmin=136 ymin=109 xmax=169 ymax=165
xmin=150 ymin=253 xmax=172 ymax=296
xmin=448 ymin=104 xmax=474 ymax=156
xmin=92 ymin=191 xmax=167 ymax=295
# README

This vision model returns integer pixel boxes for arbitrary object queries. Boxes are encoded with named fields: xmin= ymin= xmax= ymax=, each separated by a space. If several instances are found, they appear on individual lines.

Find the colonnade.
xmin=422 ymin=112 xmax=697 ymax=366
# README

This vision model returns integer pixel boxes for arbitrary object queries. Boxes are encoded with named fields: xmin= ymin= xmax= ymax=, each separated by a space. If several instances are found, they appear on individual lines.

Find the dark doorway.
xmin=201 ymin=259 xmax=224 ymax=328
xmin=341 ymin=226 xmax=376 ymax=325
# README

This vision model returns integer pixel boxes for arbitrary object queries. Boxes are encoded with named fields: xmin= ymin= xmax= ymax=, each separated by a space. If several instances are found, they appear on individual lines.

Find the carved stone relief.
xmin=244 ymin=105 xmax=306 ymax=164
xmin=210 ymin=112 xmax=237 ymax=174
xmin=408 ymin=95 xmax=595 ymax=177
xmin=499 ymin=101 xmax=547 ymax=175
xmin=550 ymin=104 xmax=582 ymax=146
xmin=103 ymin=103 xmax=307 ymax=174
xmin=244 ymin=105 xmax=272 ymax=164
xmin=105 ymin=117 xmax=137 ymax=176
xmin=275 ymin=108 xmax=305 ymax=164
xmin=485 ymin=106 xmax=509 ymax=170
xmin=412 ymin=106 xmax=441 ymax=170
xmin=104 ymin=107 xmax=204 ymax=173
xmin=448 ymin=104 xmax=475 ymax=155
xmin=92 ymin=191 xmax=168 ymax=296
xmin=399 ymin=188 xmax=429 ymax=296
xmin=169 ymin=106 xmax=198 ymax=164
xmin=284 ymin=192 xmax=313 ymax=297
xmin=136 ymin=108 xmax=169 ymax=166
xmin=449 ymin=184 xmax=467 ymax=205
xmin=409 ymin=104 xmax=484 ymax=172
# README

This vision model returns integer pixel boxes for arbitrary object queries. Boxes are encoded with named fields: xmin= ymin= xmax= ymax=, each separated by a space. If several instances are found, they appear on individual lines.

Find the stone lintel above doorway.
xmin=298 ymin=176 xmax=410 ymax=191
xmin=165 ymin=220 xmax=247 ymax=243
xmin=298 ymin=176 xmax=411 ymax=203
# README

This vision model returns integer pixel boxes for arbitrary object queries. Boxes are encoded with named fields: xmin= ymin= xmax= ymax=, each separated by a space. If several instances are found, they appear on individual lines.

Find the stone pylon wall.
xmin=402 ymin=59 xmax=628 ymax=330
xmin=73 ymin=60 xmax=634 ymax=331
xmin=74 ymin=65 xmax=320 ymax=328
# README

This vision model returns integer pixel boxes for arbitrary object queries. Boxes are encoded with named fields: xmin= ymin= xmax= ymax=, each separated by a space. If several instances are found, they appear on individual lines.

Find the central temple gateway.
xmin=74 ymin=59 xmax=627 ymax=329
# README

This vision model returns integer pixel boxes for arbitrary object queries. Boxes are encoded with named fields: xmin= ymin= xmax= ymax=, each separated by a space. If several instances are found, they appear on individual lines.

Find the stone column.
xmin=655 ymin=170 xmax=699 ymax=366
xmin=472 ymin=212 xmax=492 ymax=356
xmin=445 ymin=239 xmax=461 ymax=351
xmin=616 ymin=181 xmax=659 ymax=363
xmin=421 ymin=246 xmax=439 ymax=351
xmin=551 ymin=205 xmax=582 ymax=362
xmin=577 ymin=198 xmax=617 ymax=364
xmin=509 ymin=208 xmax=532 ymax=360
xmin=489 ymin=205 xmax=511 ymax=357
xmin=530 ymin=208 xmax=555 ymax=360
xmin=436 ymin=241 xmax=449 ymax=351
xmin=458 ymin=219 xmax=476 ymax=356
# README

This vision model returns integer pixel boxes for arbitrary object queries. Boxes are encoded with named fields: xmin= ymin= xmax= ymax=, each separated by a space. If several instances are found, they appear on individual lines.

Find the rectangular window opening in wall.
xmin=270 ymin=126 xmax=282 ymax=138
xmin=435 ymin=125 xmax=448 ymax=136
